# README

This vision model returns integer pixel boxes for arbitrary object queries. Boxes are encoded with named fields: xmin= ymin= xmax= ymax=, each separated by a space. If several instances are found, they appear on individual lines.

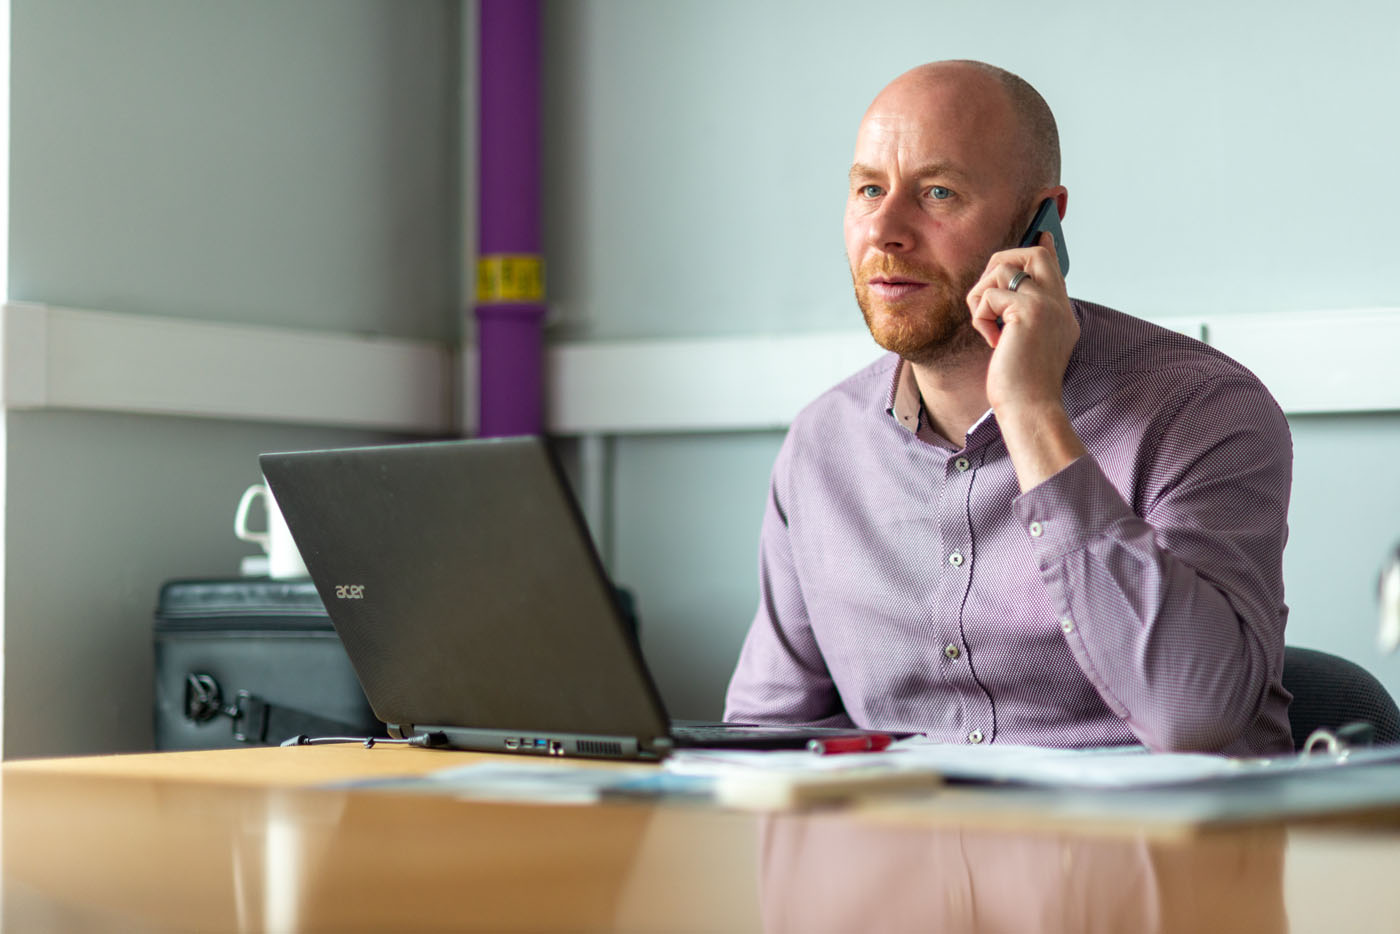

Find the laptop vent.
xmin=577 ymin=740 xmax=624 ymax=757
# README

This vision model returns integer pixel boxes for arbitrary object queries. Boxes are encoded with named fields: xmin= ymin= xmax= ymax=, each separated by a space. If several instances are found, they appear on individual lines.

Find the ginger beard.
xmin=852 ymin=209 xmax=1029 ymax=367
xmin=852 ymin=253 xmax=984 ymax=367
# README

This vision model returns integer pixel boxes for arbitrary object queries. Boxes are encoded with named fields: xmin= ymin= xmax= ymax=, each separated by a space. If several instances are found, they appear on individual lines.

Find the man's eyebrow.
xmin=847 ymin=161 xmax=969 ymax=182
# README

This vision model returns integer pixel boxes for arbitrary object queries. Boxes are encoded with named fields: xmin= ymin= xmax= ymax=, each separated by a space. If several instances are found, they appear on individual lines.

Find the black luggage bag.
xmin=153 ymin=579 xmax=383 ymax=749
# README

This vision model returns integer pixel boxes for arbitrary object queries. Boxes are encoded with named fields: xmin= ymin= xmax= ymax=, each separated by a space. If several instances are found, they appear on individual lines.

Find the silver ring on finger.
xmin=1008 ymin=270 xmax=1031 ymax=292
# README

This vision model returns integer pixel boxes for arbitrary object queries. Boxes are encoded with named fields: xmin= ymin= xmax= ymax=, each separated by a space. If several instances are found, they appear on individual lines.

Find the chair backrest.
xmin=1281 ymin=646 xmax=1400 ymax=751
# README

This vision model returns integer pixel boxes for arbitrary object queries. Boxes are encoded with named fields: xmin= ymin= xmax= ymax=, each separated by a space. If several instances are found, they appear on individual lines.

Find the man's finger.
xmin=969 ymin=286 xmax=1021 ymax=346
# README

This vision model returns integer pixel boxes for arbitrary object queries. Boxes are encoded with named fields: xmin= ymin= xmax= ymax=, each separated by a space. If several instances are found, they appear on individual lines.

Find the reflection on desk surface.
xmin=1 ymin=768 xmax=762 ymax=933
xmin=759 ymin=814 xmax=1286 ymax=934
xmin=5 ymin=747 xmax=1400 ymax=932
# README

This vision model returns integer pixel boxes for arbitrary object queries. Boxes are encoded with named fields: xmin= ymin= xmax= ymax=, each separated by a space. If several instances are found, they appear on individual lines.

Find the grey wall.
xmin=543 ymin=0 xmax=1400 ymax=343
xmin=10 ymin=0 xmax=460 ymax=339
xmin=542 ymin=0 xmax=1400 ymax=718
xmin=608 ymin=433 xmax=784 ymax=719
xmin=1286 ymin=414 xmax=1400 ymax=673
xmin=4 ymin=0 xmax=461 ymax=758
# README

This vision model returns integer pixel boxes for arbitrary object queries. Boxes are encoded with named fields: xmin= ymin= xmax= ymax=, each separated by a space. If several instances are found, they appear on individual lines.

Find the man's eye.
xmin=859 ymin=184 xmax=883 ymax=199
xmin=927 ymin=186 xmax=952 ymax=200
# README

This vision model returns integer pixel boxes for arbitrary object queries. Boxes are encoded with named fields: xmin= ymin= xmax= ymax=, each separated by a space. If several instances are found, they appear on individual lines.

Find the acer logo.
xmin=335 ymin=584 xmax=366 ymax=600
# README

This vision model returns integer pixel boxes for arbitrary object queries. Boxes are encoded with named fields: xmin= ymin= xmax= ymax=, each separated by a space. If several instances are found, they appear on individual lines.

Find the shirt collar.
xmin=884 ymin=356 xmax=996 ymax=444
xmin=886 ymin=358 xmax=922 ymax=434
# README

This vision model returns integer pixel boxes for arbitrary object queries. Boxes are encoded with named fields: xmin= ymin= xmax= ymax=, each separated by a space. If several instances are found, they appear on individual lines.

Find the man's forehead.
xmin=851 ymin=110 xmax=996 ymax=180
xmin=851 ymin=76 xmax=1019 ymax=179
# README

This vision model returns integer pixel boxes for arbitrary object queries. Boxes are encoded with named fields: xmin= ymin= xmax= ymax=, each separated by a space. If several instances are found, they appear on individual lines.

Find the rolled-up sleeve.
xmin=1014 ymin=374 xmax=1293 ymax=753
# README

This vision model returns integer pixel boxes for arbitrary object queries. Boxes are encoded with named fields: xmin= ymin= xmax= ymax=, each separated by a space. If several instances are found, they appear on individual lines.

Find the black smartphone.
xmin=1018 ymin=197 xmax=1070 ymax=276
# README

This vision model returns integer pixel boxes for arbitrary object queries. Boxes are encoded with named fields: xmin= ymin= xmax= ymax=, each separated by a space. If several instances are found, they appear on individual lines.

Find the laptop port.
xmin=504 ymin=738 xmax=520 ymax=750
xmin=548 ymin=740 xmax=564 ymax=756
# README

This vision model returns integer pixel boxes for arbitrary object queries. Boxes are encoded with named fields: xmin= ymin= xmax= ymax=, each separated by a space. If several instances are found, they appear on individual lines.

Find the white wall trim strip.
xmin=545 ymin=330 xmax=890 ymax=434
xmin=543 ymin=311 xmax=1395 ymax=433
xmin=541 ymin=319 xmax=1200 ymax=435
xmin=1 ymin=302 xmax=454 ymax=433
xmin=2 ymin=303 xmax=1395 ymax=433
xmin=1203 ymin=308 xmax=1400 ymax=416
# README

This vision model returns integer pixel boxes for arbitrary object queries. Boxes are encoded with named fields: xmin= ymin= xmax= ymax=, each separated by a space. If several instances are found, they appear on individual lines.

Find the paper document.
xmin=327 ymin=741 xmax=1400 ymax=813
xmin=882 ymin=740 xmax=1243 ymax=788
xmin=334 ymin=761 xmax=711 ymax=805
xmin=332 ymin=758 xmax=938 ymax=809
xmin=661 ymin=749 xmax=942 ymax=807
xmin=668 ymin=739 xmax=1400 ymax=791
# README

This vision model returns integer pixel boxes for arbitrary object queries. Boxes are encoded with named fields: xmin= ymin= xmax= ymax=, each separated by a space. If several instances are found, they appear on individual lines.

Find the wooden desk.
xmin=4 ymin=745 xmax=1400 ymax=932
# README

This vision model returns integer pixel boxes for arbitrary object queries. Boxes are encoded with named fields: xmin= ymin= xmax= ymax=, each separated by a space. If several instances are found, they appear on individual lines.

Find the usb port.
xmin=533 ymin=738 xmax=547 ymax=748
xmin=504 ymin=738 xmax=520 ymax=750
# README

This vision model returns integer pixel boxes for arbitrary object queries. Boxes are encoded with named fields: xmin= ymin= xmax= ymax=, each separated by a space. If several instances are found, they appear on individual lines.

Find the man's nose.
xmin=866 ymin=194 xmax=917 ymax=253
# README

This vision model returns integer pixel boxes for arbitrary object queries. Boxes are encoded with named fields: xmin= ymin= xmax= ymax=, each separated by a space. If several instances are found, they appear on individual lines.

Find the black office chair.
xmin=1281 ymin=646 xmax=1400 ymax=751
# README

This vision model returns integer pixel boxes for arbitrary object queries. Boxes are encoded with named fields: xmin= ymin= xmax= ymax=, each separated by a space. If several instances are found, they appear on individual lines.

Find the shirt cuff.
xmin=1012 ymin=455 xmax=1137 ymax=567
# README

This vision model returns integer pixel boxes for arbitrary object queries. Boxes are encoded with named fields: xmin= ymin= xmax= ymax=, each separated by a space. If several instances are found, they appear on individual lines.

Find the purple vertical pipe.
xmin=476 ymin=0 xmax=546 ymax=437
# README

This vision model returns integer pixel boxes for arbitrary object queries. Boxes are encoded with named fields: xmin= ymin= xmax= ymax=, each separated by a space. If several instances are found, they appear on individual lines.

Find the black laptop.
xmin=259 ymin=437 xmax=888 ymax=759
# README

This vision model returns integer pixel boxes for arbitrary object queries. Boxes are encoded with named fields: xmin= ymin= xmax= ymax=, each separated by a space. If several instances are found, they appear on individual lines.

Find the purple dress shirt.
xmin=724 ymin=301 xmax=1294 ymax=755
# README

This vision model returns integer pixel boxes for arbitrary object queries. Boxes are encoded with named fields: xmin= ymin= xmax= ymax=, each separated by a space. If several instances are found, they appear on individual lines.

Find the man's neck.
xmin=909 ymin=346 xmax=993 ymax=448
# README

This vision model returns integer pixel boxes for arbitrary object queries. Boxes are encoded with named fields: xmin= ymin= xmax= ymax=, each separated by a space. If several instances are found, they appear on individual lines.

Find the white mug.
xmin=234 ymin=483 xmax=310 ymax=579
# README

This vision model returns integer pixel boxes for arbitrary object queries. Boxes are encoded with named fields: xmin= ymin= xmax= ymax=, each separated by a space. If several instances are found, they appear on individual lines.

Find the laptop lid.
xmin=260 ymin=437 xmax=676 ymax=756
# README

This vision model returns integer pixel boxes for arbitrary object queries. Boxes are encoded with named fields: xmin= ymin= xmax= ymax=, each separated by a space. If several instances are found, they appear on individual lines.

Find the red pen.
xmin=807 ymin=734 xmax=893 ymax=755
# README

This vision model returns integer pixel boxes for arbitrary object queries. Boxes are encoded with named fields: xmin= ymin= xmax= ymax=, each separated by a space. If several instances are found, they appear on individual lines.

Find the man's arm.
xmin=968 ymin=235 xmax=1291 ymax=753
xmin=724 ymin=435 xmax=854 ymax=727
xmin=1012 ymin=379 xmax=1291 ymax=752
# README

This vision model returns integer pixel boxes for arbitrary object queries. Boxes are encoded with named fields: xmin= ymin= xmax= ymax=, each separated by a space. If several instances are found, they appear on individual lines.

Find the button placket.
xmin=932 ymin=447 xmax=986 ymax=741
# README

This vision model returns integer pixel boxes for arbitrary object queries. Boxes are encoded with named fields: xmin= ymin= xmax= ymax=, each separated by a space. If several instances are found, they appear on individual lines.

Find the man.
xmin=723 ymin=61 xmax=1293 ymax=755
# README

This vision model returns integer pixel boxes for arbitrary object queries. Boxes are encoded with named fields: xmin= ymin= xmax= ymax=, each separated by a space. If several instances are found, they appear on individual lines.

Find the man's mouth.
xmin=867 ymin=277 xmax=928 ymax=301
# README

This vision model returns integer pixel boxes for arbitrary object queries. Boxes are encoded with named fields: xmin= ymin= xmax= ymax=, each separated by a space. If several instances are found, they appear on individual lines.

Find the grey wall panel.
xmin=1285 ymin=414 xmax=1400 ymax=702
xmin=9 ymin=0 xmax=460 ymax=340
xmin=611 ymin=433 xmax=783 ymax=721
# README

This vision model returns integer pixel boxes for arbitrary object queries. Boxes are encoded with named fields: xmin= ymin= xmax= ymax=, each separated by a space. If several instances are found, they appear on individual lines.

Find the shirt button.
xmin=1061 ymin=618 xmax=1075 ymax=634
xmin=944 ymin=644 xmax=960 ymax=660
xmin=954 ymin=457 xmax=970 ymax=472
xmin=1029 ymin=521 xmax=1044 ymax=538
xmin=948 ymin=551 xmax=964 ymax=567
xmin=968 ymin=730 xmax=984 ymax=744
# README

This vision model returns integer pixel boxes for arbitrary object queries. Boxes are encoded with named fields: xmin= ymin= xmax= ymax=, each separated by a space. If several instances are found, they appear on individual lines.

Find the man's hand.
xmin=966 ymin=231 xmax=1078 ymax=413
xmin=965 ymin=231 xmax=1087 ymax=492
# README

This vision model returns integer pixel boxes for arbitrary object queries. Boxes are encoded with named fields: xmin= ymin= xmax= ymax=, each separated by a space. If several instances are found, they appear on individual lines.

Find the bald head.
xmin=870 ymin=61 xmax=1060 ymax=195
xmin=844 ymin=61 xmax=1067 ymax=367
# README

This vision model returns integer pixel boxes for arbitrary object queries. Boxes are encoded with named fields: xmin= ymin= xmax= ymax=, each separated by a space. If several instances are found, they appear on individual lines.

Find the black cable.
xmin=279 ymin=732 xmax=448 ymax=749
